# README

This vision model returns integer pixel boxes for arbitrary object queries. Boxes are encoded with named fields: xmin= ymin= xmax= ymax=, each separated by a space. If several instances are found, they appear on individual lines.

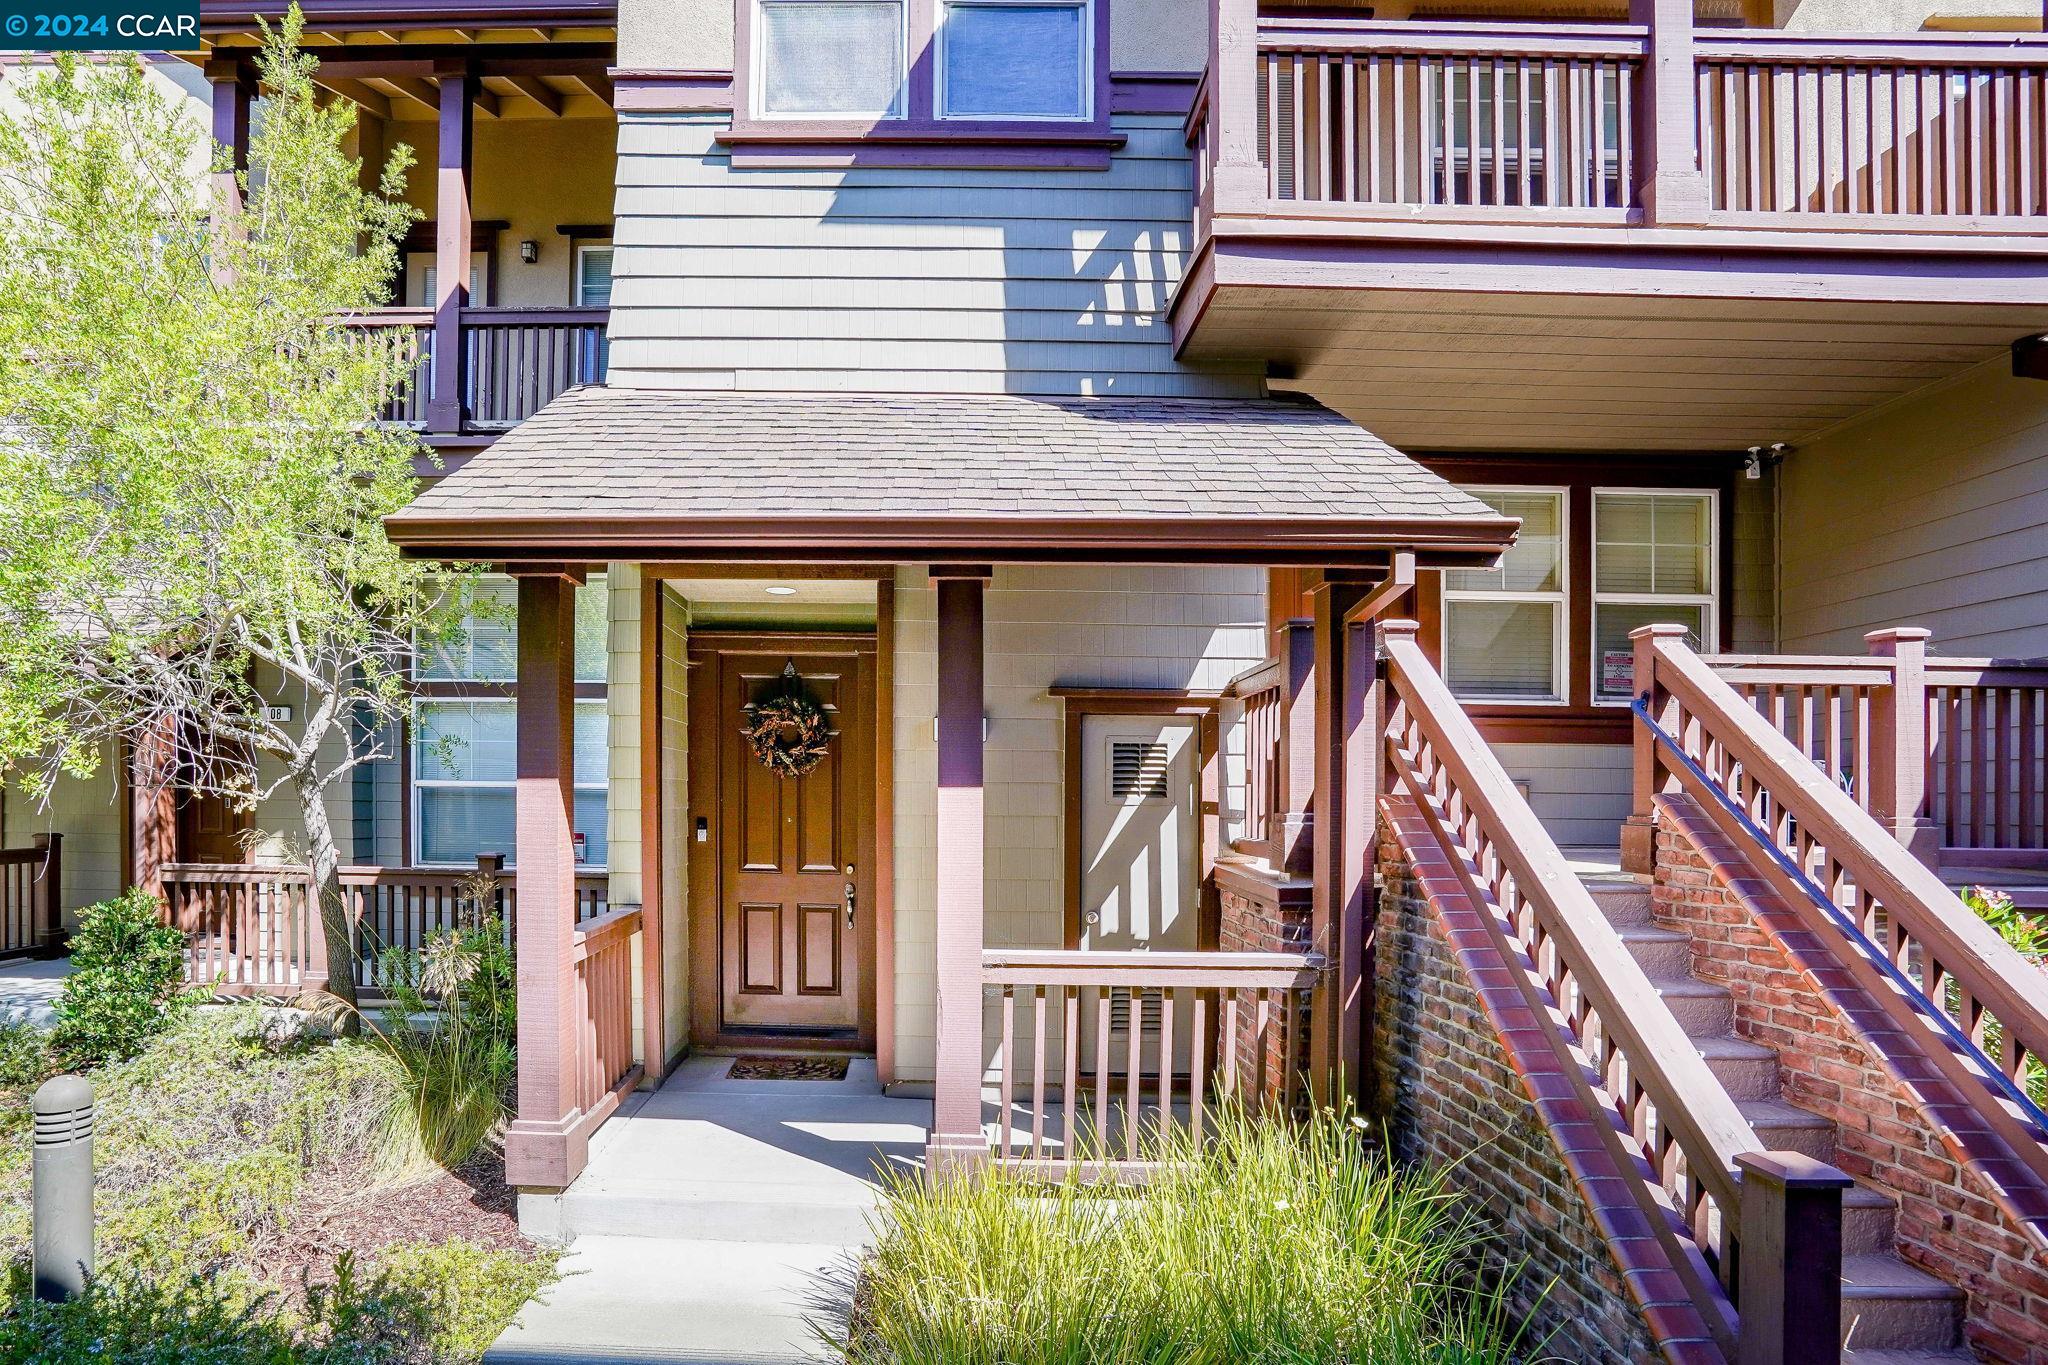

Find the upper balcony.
xmin=1174 ymin=5 xmax=2048 ymax=451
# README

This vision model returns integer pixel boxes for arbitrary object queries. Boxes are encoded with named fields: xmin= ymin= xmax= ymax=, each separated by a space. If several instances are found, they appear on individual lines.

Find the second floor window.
xmin=939 ymin=0 xmax=1089 ymax=119
xmin=758 ymin=0 xmax=907 ymax=118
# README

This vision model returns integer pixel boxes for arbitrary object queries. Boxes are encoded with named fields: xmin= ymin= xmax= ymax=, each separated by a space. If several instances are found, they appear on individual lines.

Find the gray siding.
xmin=607 ymin=113 xmax=1263 ymax=397
xmin=1494 ymin=742 xmax=1632 ymax=851
xmin=1780 ymin=364 xmax=2048 ymax=657
xmin=1730 ymin=463 xmax=1777 ymax=653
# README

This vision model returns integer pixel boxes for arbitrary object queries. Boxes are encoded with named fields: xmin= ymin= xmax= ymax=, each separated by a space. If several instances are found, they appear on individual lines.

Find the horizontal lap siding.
xmin=1781 ymin=366 xmax=2048 ymax=656
xmin=1493 ymin=742 xmax=1632 ymax=850
xmin=608 ymin=113 xmax=1263 ymax=397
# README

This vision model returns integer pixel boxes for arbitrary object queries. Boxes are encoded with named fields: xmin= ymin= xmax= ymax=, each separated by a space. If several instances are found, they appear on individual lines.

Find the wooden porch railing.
xmin=461 ymin=307 xmax=610 ymax=430
xmin=162 ymin=857 xmax=608 ymax=999
xmin=1227 ymin=657 xmax=1285 ymax=852
xmin=980 ymin=948 xmax=1319 ymax=1174
xmin=0 ymin=835 xmax=62 ymax=960
xmin=1381 ymin=620 xmax=1777 ymax=1359
xmin=1631 ymin=625 xmax=2048 ymax=1242
xmin=343 ymin=307 xmax=435 ymax=427
xmin=572 ymin=901 xmax=643 ymax=1112
xmin=1212 ymin=16 xmax=2047 ymax=231
xmin=1697 ymin=628 xmax=2048 ymax=871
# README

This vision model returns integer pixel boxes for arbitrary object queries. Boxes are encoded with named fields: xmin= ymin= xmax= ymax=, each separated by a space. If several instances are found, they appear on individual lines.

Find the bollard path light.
xmin=31 ymin=1073 xmax=94 ymax=1303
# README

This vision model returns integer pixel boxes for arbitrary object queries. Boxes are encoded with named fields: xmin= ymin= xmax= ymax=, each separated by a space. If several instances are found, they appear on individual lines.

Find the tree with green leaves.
xmin=0 ymin=15 xmax=467 ymax=1013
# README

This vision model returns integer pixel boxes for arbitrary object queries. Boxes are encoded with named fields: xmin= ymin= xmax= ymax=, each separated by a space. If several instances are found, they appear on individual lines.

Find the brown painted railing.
xmin=1699 ymin=629 xmax=2048 ymax=871
xmin=1694 ymin=34 xmax=2048 ymax=223
xmin=1213 ymin=17 xmax=2047 ymax=232
xmin=1383 ymin=621 xmax=1777 ymax=1359
xmin=980 ymin=948 xmax=1318 ymax=1174
xmin=342 ymin=308 xmax=435 ymax=427
xmin=572 ymin=901 xmax=642 ymax=1112
xmin=162 ymin=858 xmax=608 ymax=999
xmin=1632 ymin=626 xmax=2048 ymax=1231
xmin=1228 ymin=657 xmax=1285 ymax=852
xmin=0 ymin=835 xmax=62 ymax=959
xmin=461 ymin=307 xmax=610 ymax=430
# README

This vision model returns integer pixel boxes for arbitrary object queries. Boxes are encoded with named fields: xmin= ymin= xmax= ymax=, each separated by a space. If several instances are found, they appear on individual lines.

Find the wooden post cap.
xmin=1736 ymin=1150 xmax=1854 ymax=1189
xmin=1628 ymin=623 xmax=1693 ymax=641
xmin=1378 ymin=618 xmax=1420 ymax=641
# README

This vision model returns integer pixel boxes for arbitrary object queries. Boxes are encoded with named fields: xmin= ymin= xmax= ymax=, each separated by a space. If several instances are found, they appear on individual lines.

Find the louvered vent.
xmin=1110 ymin=741 xmax=1171 ymax=800
xmin=1106 ymin=986 xmax=1166 ymax=1037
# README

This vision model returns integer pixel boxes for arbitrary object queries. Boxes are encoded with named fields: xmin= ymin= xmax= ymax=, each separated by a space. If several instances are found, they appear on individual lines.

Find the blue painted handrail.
xmin=1633 ymin=694 xmax=2048 ymax=1141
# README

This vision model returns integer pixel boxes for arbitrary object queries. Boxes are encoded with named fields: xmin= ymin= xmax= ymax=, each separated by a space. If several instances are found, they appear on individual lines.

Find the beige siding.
xmin=890 ymin=564 xmax=1265 ymax=1085
xmin=1780 ymin=363 xmax=2048 ymax=657
xmin=4 ymin=755 xmax=123 ymax=928
xmin=607 ymin=113 xmax=1263 ymax=397
xmin=659 ymin=586 xmax=691 ymax=1060
xmin=606 ymin=566 xmax=648 ymax=1062
xmin=1494 ymin=742 xmax=1633 ymax=851
xmin=1731 ymin=463 xmax=1778 ymax=653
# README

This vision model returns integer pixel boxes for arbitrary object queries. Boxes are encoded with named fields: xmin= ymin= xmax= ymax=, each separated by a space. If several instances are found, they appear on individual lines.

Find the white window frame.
xmin=752 ymin=0 xmax=910 ymax=121
xmin=935 ymin=0 xmax=1094 ymax=122
xmin=410 ymin=697 xmax=611 ymax=871
xmin=1439 ymin=484 xmax=1569 ymax=707
xmin=574 ymin=242 xmax=614 ymax=308
xmin=1589 ymin=486 xmax=1720 ymax=707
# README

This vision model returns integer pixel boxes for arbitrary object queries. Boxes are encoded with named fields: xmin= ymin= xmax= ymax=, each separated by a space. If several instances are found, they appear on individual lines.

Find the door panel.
xmin=708 ymin=646 xmax=871 ymax=1034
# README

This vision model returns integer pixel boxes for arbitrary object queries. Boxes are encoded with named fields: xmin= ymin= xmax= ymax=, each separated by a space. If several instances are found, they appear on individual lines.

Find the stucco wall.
xmin=1772 ymin=0 xmax=2040 ymax=28
xmin=889 ymin=563 xmax=1265 ymax=1085
xmin=607 ymin=112 xmax=1263 ymax=397
xmin=1780 ymin=363 xmax=2048 ymax=657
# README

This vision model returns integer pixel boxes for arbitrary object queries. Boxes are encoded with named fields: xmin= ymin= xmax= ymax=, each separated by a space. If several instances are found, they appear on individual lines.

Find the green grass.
xmin=845 ymin=1105 xmax=1546 ymax=1365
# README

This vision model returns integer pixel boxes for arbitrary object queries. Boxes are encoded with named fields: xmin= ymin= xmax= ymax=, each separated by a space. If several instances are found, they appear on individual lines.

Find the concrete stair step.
xmin=1737 ymin=1097 xmax=1837 ymax=1162
xmin=1616 ymin=923 xmax=1693 ymax=978
xmin=1843 ymin=1186 xmax=1901 ymax=1257
xmin=1843 ymin=1352 xmax=1978 ymax=1364
xmin=1652 ymin=975 xmax=1735 ymax=1037
xmin=1690 ymin=1032 xmax=1781 ymax=1100
xmin=557 ymin=1177 xmax=882 ymax=1247
xmin=1581 ymin=879 xmax=1656 ymax=926
xmin=1840 ymin=1254 xmax=1965 ymax=1352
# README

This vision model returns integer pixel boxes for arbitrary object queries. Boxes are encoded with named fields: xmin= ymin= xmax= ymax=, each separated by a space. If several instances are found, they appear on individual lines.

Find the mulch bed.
xmin=264 ymin=1147 xmax=531 ymax=1295
xmin=727 ymin=1054 xmax=851 ymax=1081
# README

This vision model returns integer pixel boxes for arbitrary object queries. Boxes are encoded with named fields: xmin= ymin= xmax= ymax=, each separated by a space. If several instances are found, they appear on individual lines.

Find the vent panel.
xmin=1110 ymin=741 xmax=1171 ymax=800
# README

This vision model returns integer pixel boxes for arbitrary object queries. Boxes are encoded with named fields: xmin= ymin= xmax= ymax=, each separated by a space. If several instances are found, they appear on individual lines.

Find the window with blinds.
xmin=1441 ymin=488 xmax=1567 ymax=703
xmin=1592 ymin=490 xmax=1716 ymax=701
xmin=576 ymin=244 xmax=614 ymax=308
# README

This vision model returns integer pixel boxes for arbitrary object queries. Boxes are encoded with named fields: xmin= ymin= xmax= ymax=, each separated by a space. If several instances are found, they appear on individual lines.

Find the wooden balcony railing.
xmin=0 ymin=835 xmax=62 ymax=960
xmin=1227 ymin=657 xmax=1285 ymax=853
xmin=1630 ymin=625 xmax=2048 ymax=1244
xmin=1693 ymin=629 xmax=2048 ymax=872
xmin=1204 ymin=14 xmax=2048 ymax=233
xmin=161 ymin=857 xmax=608 ymax=999
xmin=572 ymin=901 xmax=643 ymax=1112
xmin=980 ymin=948 xmax=1319 ymax=1175
xmin=340 ymin=305 xmax=609 ymax=437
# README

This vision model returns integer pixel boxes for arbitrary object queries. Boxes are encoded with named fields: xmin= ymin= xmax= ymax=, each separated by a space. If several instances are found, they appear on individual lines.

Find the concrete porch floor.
xmin=488 ymin=1054 xmax=931 ymax=1365
xmin=0 ymin=954 xmax=69 ymax=1028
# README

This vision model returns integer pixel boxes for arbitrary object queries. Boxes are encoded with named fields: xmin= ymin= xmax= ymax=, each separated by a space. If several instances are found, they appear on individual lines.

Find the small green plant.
xmin=51 ymin=887 xmax=191 ymax=1068
xmin=0 ymin=1022 xmax=49 ymax=1091
xmin=846 ymin=1105 xmax=1541 ymax=1365
xmin=1960 ymin=886 xmax=2048 ymax=1109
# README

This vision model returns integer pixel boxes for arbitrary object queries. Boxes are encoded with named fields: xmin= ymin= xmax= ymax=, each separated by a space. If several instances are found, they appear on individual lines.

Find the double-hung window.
xmin=755 ymin=0 xmax=908 ymax=118
xmin=412 ymin=575 xmax=612 ymax=868
xmin=1592 ymin=490 xmax=1717 ymax=703
xmin=1440 ymin=488 xmax=1567 ymax=704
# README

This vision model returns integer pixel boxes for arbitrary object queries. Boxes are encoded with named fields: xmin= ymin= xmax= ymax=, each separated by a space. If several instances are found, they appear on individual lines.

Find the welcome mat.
xmin=726 ymin=1054 xmax=851 ymax=1082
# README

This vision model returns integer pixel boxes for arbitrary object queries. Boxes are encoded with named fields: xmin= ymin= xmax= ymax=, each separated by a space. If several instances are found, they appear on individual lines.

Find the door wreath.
xmin=745 ymin=691 xmax=832 ymax=778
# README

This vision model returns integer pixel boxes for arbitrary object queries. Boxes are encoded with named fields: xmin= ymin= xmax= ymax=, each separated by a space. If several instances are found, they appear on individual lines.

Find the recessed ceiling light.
xmin=765 ymin=585 xmax=798 ymax=597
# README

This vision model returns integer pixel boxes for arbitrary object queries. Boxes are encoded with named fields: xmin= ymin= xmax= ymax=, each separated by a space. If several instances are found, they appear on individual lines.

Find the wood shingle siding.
xmin=607 ymin=112 xmax=1264 ymax=397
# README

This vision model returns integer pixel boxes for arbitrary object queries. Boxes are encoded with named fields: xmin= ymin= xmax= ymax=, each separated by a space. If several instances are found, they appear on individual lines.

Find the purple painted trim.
xmin=728 ymin=141 xmax=1115 ymax=169
xmin=200 ymin=0 xmax=615 ymax=33
xmin=613 ymin=69 xmax=734 ymax=112
xmin=1109 ymin=70 xmax=1200 ymax=116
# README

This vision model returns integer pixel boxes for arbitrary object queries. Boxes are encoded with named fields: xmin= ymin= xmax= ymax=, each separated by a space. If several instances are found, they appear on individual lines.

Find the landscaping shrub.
xmin=1963 ymin=885 xmax=2048 ymax=1107
xmin=0 ymin=1024 xmax=48 ymax=1092
xmin=50 ymin=887 xmax=191 ymax=1067
xmin=847 ymin=1105 xmax=1541 ymax=1365
xmin=365 ymin=892 xmax=518 ymax=1167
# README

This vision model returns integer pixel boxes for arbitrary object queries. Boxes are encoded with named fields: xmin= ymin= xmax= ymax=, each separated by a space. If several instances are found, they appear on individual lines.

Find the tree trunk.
xmin=294 ymin=766 xmax=360 ymax=1025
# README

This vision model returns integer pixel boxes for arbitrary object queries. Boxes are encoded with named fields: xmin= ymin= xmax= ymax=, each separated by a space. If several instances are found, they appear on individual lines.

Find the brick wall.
xmin=1375 ymin=831 xmax=1669 ymax=1365
xmin=1218 ymin=877 xmax=1311 ymax=1105
xmin=1652 ymin=798 xmax=2048 ymax=1365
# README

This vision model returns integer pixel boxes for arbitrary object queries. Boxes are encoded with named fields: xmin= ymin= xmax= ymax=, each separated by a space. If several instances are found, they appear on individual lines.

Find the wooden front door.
xmin=691 ymin=637 xmax=875 ymax=1040
xmin=177 ymin=789 xmax=252 ymax=863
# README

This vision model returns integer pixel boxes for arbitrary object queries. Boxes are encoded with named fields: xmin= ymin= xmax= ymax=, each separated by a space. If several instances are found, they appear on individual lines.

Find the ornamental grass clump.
xmin=846 ymin=1105 xmax=1541 ymax=1365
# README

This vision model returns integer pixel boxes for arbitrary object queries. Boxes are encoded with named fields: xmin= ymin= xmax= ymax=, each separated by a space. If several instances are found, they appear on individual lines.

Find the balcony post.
xmin=1310 ymin=578 xmax=1378 ymax=1112
xmin=1865 ymin=627 xmax=1940 ymax=870
xmin=1207 ymin=0 xmax=1266 ymax=207
xmin=428 ymin=59 xmax=477 ymax=436
xmin=504 ymin=565 xmax=589 ymax=1192
xmin=927 ymin=566 xmax=992 ymax=1180
xmin=205 ymin=58 xmax=253 ymax=223
xmin=1630 ymin=0 xmax=1711 ymax=225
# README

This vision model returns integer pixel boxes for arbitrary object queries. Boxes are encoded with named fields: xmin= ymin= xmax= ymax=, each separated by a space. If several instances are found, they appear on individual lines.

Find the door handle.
xmin=844 ymin=864 xmax=857 ymax=927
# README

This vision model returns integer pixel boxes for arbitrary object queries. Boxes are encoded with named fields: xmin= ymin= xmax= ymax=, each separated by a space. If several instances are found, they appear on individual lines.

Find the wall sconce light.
xmin=519 ymin=239 xmax=539 ymax=264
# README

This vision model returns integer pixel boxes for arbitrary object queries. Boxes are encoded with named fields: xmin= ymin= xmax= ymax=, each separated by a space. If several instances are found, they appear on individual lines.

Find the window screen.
xmin=1441 ymin=488 xmax=1566 ymax=704
xmin=758 ymin=0 xmax=906 ymax=116
xmin=940 ymin=1 xmax=1087 ymax=118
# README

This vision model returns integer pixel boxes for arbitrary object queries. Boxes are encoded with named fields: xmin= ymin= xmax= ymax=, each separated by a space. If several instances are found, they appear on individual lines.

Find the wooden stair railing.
xmin=1383 ymin=620 xmax=1854 ymax=1363
xmin=1630 ymin=624 xmax=2048 ymax=1248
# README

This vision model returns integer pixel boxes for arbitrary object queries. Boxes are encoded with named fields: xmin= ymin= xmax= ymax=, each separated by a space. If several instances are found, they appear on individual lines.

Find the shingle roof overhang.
xmin=384 ymin=388 xmax=1521 ymax=569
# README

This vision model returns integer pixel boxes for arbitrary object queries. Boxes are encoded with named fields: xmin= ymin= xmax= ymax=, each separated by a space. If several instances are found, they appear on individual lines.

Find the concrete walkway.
xmin=0 ymin=955 xmax=69 ymax=1029
xmin=488 ymin=1055 xmax=931 ymax=1365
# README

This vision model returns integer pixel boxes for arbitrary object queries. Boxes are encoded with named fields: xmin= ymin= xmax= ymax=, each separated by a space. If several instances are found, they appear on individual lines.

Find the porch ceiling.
xmin=383 ymin=386 xmax=1522 ymax=567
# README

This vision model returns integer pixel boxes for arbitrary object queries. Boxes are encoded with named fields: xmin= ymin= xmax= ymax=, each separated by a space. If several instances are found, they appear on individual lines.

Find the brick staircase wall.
xmin=1653 ymin=795 xmax=2048 ymax=1364
xmin=1218 ymin=877 xmax=1313 ymax=1108
xmin=1376 ymin=836 xmax=1670 ymax=1365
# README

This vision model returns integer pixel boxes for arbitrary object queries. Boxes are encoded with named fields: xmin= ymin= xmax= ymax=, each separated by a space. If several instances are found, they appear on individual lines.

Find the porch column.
xmin=206 ymin=58 xmax=253 ymax=222
xmin=1206 ymin=0 xmax=1265 ymax=208
xmin=927 ymin=565 xmax=991 ymax=1178
xmin=505 ymin=565 xmax=589 ymax=1191
xmin=1310 ymin=579 xmax=1379 ymax=1112
xmin=427 ymin=59 xmax=476 ymax=436
xmin=1865 ymin=627 xmax=1940 ymax=869
xmin=126 ymin=718 xmax=178 ymax=904
xmin=1630 ymin=0 xmax=1710 ymax=225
